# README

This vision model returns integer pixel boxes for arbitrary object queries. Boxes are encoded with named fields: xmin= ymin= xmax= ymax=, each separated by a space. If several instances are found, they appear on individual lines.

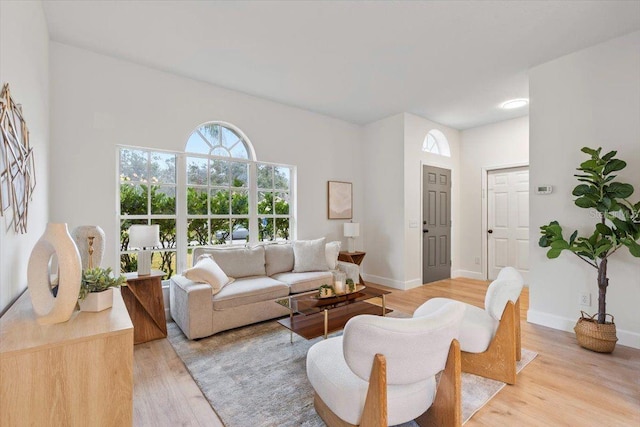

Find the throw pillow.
xmin=292 ymin=238 xmax=328 ymax=272
xmin=325 ymin=241 xmax=341 ymax=270
xmin=183 ymin=256 xmax=233 ymax=295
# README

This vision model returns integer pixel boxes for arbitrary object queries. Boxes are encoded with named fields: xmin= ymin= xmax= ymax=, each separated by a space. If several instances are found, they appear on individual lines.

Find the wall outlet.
xmin=579 ymin=291 xmax=591 ymax=306
xmin=474 ymin=257 xmax=480 ymax=265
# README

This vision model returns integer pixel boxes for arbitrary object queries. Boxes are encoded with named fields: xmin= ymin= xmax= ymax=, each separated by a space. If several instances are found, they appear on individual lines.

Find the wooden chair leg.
xmin=515 ymin=298 xmax=522 ymax=362
xmin=461 ymin=301 xmax=517 ymax=384
xmin=416 ymin=339 xmax=462 ymax=427
xmin=313 ymin=354 xmax=387 ymax=427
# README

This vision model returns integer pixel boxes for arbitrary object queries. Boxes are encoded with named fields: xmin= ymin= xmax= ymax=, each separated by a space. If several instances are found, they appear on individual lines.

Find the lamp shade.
xmin=128 ymin=225 xmax=161 ymax=249
xmin=343 ymin=222 xmax=360 ymax=238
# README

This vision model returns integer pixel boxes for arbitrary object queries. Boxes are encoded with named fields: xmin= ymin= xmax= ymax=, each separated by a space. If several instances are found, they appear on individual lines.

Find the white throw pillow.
xmin=325 ymin=241 xmax=341 ymax=270
xmin=293 ymin=238 xmax=328 ymax=272
xmin=183 ymin=256 xmax=233 ymax=295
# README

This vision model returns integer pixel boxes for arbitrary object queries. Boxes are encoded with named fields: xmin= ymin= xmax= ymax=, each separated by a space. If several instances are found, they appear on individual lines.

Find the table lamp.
xmin=343 ymin=222 xmax=360 ymax=253
xmin=128 ymin=224 xmax=160 ymax=276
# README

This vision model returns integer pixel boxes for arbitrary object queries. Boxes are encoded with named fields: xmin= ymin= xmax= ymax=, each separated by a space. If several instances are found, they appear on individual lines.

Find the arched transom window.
xmin=422 ymin=129 xmax=451 ymax=157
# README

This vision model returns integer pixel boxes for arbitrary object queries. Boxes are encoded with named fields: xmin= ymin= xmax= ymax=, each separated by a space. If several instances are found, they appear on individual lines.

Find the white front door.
xmin=487 ymin=167 xmax=529 ymax=282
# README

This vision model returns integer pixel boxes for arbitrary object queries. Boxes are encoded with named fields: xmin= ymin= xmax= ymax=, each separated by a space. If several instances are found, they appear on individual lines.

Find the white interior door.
xmin=487 ymin=167 xmax=529 ymax=282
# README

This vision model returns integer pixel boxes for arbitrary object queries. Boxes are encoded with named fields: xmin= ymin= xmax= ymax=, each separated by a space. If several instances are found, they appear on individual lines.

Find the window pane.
xmin=229 ymin=141 xmax=248 ymax=159
xmin=188 ymin=219 xmax=209 ymax=246
xmin=187 ymin=157 xmax=208 ymax=185
xmin=199 ymin=124 xmax=220 ymax=145
xmin=258 ymin=191 xmax=273 ymax=214
xmin=257 ymin=164 xmax=273 ymax=189
xmin=150 ymin=152 xmax=176 ymax=184
xmin=185 ymin=132 xmax=210 ymax=154
xmin=210 ymin=189 xmax=230 ymax=215
xmin=187 ymin=187 xmax=208 ymax=215
xmin=211 ymin=219 xmax=230 ymax=244
xmin=230 ymin=162 xmax=248 ymax=187
xmin=120 ymin=149 xmax=147 ymax=183
xmin=275 ymin=218 xmax=290 ymax=240
xmin=275 ymin=192 xmax=289 ymax=215
xmin=275 ymin=167 xmax=290 ymax=190
xmin=120 ymin=183 xmax=147 ymax=215
xmin=152 ymin=219 xmax=177 ymax=250
xmin=221 ymin=126 xmax=239 ymax=149
xmin=259 ymin=217 xmax=274 ymax=242
xmin=150 ymin=251 xmax=175 ymax=279
xmin=212 ymin=147 xmax=229 ymax=158
xmin=231 ymin=190 xmax=249 ymax=214
xmin=151 ymin=186 xmax=176 ymax=215
xmin=231 ymin=218 xmax=249 ymax=243
xmin=210 ymin=159 xmax=229 ymax=186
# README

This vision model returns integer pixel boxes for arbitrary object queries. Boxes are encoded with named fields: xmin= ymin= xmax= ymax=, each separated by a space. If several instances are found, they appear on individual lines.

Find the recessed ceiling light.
xmin=500 ymin=98 xmax=529 ymax=109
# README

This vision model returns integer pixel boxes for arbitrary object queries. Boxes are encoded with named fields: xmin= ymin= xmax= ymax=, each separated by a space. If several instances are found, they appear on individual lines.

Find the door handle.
xmin=423 ymin=229 xmax=429 ymax=233
xmin=488 ymin=229 xmax=493 ymax=234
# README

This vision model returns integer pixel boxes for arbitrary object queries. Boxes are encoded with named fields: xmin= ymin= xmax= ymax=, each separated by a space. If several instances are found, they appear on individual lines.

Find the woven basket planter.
xmin=574 ymin=311 xmax=618 ymax=353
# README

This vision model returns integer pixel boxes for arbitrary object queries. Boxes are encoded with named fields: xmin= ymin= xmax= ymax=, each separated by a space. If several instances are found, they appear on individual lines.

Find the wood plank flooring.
xmin=133 ymin=277 xmax=640 ymax=426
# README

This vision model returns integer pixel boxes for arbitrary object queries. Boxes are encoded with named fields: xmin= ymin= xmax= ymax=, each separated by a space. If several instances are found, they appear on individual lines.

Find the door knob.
xmin=423 ymin=229 xmax=429 ymax=233
xmin=488 ymin=229 xmax=493 ymax=234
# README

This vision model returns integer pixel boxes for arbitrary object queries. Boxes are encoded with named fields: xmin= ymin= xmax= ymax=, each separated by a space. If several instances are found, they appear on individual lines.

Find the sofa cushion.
xmin=194 ymin=246 xmax=266 ymax=278
xmin=183 ymin=256 xmax=233 ymax=295
xmin=271 ymin=271 xmax=333 ymax=294
xmin=211 ymin=276 xmax=290 ymax=310
xmin=325 ymin=241 xmax=341 ymax=270
xmin=264 ymin=244 xmax=294 ymax=276
xmin=293 ymin=238 xmax=328 ymax=272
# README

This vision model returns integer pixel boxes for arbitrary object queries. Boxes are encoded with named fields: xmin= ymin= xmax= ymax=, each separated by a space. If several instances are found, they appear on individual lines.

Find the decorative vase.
xmin=574 ymin=311 xmax=618 ymax=353
xmin=71 ymin=225 xmax=106 ymax=269
xmin=27 ymin=223 xmax=82 ymax=324
xmin=78 ymin=288 xmax=114 ymax=312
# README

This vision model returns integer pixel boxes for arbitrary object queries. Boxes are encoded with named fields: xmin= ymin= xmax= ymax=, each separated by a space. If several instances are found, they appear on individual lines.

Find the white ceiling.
xmin=42 ymin=1 xmax=640 ymax=130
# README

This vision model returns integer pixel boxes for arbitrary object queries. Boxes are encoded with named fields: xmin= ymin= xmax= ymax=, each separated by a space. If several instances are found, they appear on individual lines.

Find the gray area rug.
xmin=167 ymin=317 xmax=536 ymax=427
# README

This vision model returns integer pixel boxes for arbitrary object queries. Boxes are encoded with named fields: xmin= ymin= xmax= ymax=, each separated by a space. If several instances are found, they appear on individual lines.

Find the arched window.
xmin=118 ymin=122 xmax=295 ymax=277
xmin=422 ymin=129 xmax=451 ymax=157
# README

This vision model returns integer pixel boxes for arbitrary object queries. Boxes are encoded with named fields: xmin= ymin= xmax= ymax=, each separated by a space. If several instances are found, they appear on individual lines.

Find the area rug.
xmin=167 ymin=318 xmax=536 ymax=427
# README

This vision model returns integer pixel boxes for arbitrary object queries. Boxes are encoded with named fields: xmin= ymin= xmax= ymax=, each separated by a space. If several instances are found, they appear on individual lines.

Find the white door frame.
xmin=481 ymin=162 xmax=529 ymax=280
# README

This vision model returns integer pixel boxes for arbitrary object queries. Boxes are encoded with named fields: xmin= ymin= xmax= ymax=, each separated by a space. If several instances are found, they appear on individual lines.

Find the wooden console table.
xmin=0 ymin=289 xmax=133 ymax=426
xmin=338 ymin=251 xmax=366 ymax=285
xmin=122 ymin=270 xmax=167 ymax=344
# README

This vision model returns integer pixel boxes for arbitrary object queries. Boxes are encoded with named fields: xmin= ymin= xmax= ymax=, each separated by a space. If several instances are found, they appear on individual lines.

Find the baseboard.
xmin=452 ymin=269 xmax=485 ymax=280
xmin=362 ymin=273 xmax=410 ymax=290
xmin=527 ymin=310 xmax=640 ymax=349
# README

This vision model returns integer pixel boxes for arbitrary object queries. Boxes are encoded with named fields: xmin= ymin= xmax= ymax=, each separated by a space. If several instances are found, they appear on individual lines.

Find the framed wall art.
xmin=327 ymin=181 xmax=352 ymax=219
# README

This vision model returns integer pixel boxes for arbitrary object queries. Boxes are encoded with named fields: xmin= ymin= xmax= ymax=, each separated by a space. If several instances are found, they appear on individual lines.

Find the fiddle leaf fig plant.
xmin=539 ymin=147 xmax=640 ymax=324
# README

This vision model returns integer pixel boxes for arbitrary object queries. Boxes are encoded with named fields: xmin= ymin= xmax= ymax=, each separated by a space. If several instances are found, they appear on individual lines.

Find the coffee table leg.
xmin=324 ymin=309 xmax=328 ymax=339
xmin=382 ymin=294 xmax=386 ymax=317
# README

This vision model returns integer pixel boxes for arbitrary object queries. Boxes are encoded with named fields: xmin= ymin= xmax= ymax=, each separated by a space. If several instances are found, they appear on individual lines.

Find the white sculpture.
xmin=71 ymin=225 xmax=106 ymax=269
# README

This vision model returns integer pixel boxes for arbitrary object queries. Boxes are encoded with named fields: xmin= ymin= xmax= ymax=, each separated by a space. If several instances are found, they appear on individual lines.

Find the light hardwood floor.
xmin=133 ymin=278 xmax=640 ymax=426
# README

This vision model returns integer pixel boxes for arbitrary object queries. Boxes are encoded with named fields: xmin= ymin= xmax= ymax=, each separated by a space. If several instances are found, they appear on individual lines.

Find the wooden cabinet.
xmin=0 ymin=289 xmax=134 ymax=427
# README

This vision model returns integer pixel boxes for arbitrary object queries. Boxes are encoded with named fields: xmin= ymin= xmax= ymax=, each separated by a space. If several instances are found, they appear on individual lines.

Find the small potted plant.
xmin=318 ymin=284 xmax=335 ymax=298
xmin=78 ymin=267 xmax=126 ymax=312
xmin=539 ymin=147 xmax=640 ymax=353
xmin=346 ymin=278 xmax=356 ymax=293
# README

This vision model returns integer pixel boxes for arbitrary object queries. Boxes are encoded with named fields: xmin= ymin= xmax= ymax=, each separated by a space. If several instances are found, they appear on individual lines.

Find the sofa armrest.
xmin=336 ymin=261 xmax=359 ymax=284
xmin=170 ymin=275 xmax=213 ymax=340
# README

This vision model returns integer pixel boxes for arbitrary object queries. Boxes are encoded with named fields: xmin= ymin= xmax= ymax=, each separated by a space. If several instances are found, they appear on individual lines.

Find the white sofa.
xmin=170 ymin=242 xmax=359 ymax=339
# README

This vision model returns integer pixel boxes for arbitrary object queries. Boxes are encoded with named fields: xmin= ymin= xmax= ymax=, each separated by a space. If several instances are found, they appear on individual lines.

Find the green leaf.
xmin=581 ymin=147 xmax=598 ymax=156
xmin=624 ymin=239 xmax=640 ymax=257
xmin=601 ymin=150 xmax=617 ymax=161
xmin=580 ymin=159 xmax=598 ymax=170
xmin=595 ymin=223 xmax=612 ymax=235
xmin=572 ymin=184 xmax=593 ymax=196
xmin=547 ymin=248 xmax=562 ymax=259
xmin=550 ymin=240 xmax=570 ymax=250
xmin=575 ymin=197 xmax=597 ymax=209
xmin=603 ymin=159 xmax=626 ymax=175
xmin=569 ymin=230 xmax=578 ymax=245
xmin=612 ymin=218 xmax=630 ymax=233
xmin=607 ymin=182 xmax=634 ymax=199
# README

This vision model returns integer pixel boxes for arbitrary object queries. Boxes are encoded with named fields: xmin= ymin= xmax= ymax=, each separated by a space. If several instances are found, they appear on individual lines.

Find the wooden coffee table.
xmin=276 ymin=286 xmax=391 ymax=342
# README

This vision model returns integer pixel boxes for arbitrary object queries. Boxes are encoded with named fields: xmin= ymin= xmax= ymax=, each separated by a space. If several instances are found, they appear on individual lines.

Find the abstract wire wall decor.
xmin=0 ymin=83 xmax=36 ymax=233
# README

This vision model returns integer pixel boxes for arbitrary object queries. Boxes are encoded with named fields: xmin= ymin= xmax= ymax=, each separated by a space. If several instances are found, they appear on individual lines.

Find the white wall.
xmin=403 ymin=113 xmax=461 ymax=288
xmin=361 ymin=114 xmax=405 ymax=288
xmin=0 ymin=1 xmax=49 ymax=314
xmin=529 ymin=31 xmax=640 ymax=349
xmin=49 ymin=42 xmax=362 ymax=273
xmin=458 ymin=116 xmax=529 ymax=279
